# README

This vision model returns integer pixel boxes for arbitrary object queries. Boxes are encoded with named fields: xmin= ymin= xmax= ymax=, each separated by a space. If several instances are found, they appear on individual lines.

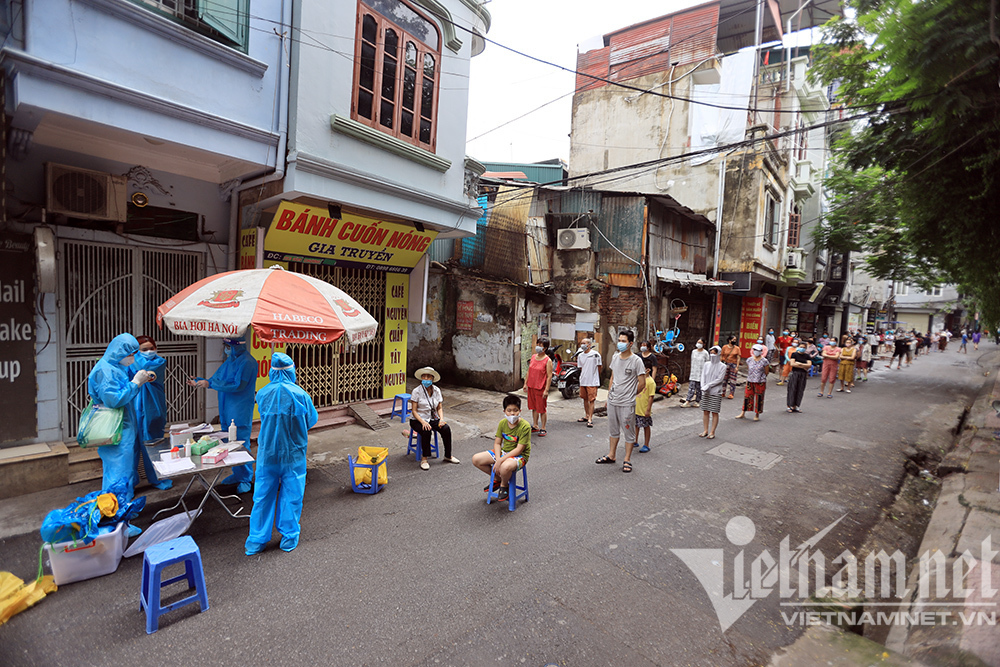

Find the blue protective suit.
xmin=88 ymin=334 xmax=142 ymax=501
xmin=210 ymin=339 xmax=257 ymax=489
xmin=245 ymin=353 xmax=318 ymax=555
xmin=128 ymin=351 xmax=171 ymax=489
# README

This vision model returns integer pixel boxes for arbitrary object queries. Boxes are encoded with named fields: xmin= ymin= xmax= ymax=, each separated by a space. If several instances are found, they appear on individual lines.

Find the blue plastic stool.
xmin=487 ymin=465 xmax=528 ymax=512
xmin=140 ymin=535 xmax=209 ymax=634
xmin=348 ymin=453 xmax=388 ymax=494
xmin=389 ymin=393 xmax=411 ymax=423
xmin=406 ymin=428 xmax=439 ymax=461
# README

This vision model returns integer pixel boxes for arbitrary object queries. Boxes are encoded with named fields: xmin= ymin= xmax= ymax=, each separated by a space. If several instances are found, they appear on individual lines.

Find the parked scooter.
xmin=556 ymin=348 xmax=582 ymax=399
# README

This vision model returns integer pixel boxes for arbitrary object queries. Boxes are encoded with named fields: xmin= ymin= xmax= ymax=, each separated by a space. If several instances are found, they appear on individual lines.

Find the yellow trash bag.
xmin=0 ymin=550 xmax=57 ymax=626
xmin=352 ymin=446 xmax=388 ymax=485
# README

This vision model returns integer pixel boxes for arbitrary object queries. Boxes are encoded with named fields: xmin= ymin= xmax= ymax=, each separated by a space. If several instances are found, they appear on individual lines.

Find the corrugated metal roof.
xmin=481 ymin=161 xmax=566 ymax=185
xmin=717 ymin=0 xmax=841 ymax=54
xmin=597 ymin=195 xmax=644 ymax=276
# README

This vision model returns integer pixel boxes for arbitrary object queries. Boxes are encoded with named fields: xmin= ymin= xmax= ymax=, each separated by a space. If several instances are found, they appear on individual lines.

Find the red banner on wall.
xmin=712 ymin=291 xmax=723 ymax=347
xmin=739 ymin=297 xmax=764 ymax=358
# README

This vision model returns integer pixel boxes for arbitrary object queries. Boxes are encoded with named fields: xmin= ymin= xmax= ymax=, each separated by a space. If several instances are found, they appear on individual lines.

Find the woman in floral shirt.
xmin=736 ymin=343 xmax=769 ymax=421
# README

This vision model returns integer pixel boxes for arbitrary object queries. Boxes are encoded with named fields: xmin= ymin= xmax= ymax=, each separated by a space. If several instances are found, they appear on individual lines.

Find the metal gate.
xmin=58 ymin=240 xmax=205 ymax=439
xmin=287 ymin=263 xmax=385 ymax=407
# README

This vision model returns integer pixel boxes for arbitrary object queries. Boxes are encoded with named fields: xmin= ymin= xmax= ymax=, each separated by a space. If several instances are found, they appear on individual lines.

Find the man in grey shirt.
xmin=595 ymin=329 xmax=647 ymax=473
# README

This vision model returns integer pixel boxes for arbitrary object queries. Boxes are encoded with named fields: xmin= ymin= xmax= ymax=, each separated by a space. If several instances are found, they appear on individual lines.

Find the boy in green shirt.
xmin=473 ymin=394 xmax=531 ymax=501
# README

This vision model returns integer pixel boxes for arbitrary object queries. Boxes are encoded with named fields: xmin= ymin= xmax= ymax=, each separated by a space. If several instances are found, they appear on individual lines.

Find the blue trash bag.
xmin=40 ymin=480 xmax=146 ymax=545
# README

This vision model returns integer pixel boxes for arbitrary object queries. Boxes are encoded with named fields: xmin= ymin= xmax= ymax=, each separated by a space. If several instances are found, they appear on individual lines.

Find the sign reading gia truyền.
xmin=263 ymin=200 xmax=438 ymax=273
xmin=0 ymin=232 xmax=37 ymax=444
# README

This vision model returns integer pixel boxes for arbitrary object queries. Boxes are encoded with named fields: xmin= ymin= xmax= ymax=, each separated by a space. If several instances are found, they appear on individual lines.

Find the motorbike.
xmin=555 ymin=347 xmax=582 ymax=399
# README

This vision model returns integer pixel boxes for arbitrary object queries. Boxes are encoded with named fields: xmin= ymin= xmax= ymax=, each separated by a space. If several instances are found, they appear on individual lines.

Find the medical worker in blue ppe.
xmin=188 ymin=336 xmax=256 ymax=494
xmin=88 ymin=333 xmax=154 ymax=535
xmin=128 ymin=335 xmax=172 ymax=490
xmin=245 ymin=353 xmax=318 ymax=555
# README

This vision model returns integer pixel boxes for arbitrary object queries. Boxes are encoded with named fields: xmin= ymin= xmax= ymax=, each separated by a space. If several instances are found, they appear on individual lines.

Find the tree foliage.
xmin=810 ymin=0 xmax=1000 ymax=328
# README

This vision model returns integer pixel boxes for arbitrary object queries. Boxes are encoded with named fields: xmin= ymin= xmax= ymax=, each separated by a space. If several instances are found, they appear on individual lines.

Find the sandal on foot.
xmin=538 ymin=429 xmax=546 ymax=437
xmin=698 ymin=432 xmax=708 ymax=437
xmin=753 ymin=416 xmax=760 ymax=422
xmin=622 ymin=461 xmax=633 ymax=473
xmin=595 ymin=455 xmax=616 ymax=464
xmin=577 ymin=418 xmax=588 ymax=422
xmin=707 ymin=434 xmax=716 ymax=439
xmin=586 ymin=422 xmax=593 ymax=428
xmin=735 ymin=414 xmax=745 ymax=419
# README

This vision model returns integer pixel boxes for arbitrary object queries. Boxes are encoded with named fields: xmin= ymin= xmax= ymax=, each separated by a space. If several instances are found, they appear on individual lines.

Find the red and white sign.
xmin=157 ymin=265 xmax=378 ymax=346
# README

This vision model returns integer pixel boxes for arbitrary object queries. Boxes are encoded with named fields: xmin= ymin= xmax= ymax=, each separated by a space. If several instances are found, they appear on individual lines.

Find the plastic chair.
xmin=389 ymin=393 xmax=411 ymax=423
xmin=139 ymin=535 xmax=209 ymax=634
xmin=487 ymin=465 xmax=529 ymax=512
xmin=348 ymin=454 xmax=387 ymax=494
xmin=406 ymin=428 xmax=439 ymax=461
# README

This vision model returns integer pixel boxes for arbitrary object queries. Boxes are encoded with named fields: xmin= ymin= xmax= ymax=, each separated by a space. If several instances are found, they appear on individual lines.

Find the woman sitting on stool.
xmin=409 ymin=367 xmax=460 ymax=470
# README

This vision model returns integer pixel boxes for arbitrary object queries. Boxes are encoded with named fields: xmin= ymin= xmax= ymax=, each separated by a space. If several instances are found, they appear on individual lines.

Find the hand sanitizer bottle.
xmin=228 ymin=419 xmax=237 ymax=443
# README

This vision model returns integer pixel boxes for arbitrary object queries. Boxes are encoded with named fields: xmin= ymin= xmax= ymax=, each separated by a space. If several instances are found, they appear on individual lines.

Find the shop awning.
xmin=656 ymin=268 xmax=733 ymax=288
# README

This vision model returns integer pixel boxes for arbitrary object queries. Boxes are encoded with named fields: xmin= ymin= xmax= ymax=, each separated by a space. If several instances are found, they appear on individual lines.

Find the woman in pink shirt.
xmin=818 ymin=340 xmax=841 ymax=399
xmin=524 ymin=337 xmax=553 ymax=436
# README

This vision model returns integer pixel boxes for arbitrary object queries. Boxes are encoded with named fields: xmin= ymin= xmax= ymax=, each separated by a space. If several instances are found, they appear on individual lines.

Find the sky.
xmin=465 ymin=0 xmax=710 ymax=166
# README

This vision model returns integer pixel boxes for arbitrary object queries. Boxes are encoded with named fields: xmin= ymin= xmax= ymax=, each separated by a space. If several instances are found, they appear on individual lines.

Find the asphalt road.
xmin=1 ymin=347 xmax=991 ymax=667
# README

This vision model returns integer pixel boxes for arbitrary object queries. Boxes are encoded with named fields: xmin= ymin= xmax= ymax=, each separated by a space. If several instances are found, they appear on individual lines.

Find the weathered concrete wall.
xmin=408 ymin=272 xmax=521 ymax=392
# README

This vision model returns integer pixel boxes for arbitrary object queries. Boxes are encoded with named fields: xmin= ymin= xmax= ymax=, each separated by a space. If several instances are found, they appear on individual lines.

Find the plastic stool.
xmin=406 ymin=428 xmax=439 ymax=461
xmin=487 ymin=465 xmax=528 ymax=512
xmin=140 ymin=535 xmax=209 ymax=634
xmin=390 ymin=393 xmax=411 ymax=423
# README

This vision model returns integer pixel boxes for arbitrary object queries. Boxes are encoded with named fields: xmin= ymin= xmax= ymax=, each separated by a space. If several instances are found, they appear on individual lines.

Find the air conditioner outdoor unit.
xmin=46 ymin=163 xmax=127 ymax=222
xmin=786 ymin=248 xmax=802 ymax=269
xmin=557 ymin=228 xmax=590 ymax=250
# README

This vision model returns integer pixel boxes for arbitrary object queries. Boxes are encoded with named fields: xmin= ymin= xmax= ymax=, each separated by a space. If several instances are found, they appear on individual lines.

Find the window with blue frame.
xmin=134 ymin=0 xmax=249 ymax=52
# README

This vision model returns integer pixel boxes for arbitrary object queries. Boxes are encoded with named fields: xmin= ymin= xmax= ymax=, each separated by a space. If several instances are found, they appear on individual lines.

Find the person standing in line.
xmin=973 ymin=330 xmax=981 ymax=351
xmin=765 ymin=329 xmax=777 ymax=365
xmin=595 ymin=330 xmax=646 ymax=473
xmin=523 ymin=337 xmax=553 ymax=437
xmin=188 ymin=336 xmax=257 ymax=494
xmin=867 ymin=330 xmax=879 ymax=361
xmin=128 ymin=335 xmax=172 ymax=490
xmin=785 ymin=341 xmax=811 ymax=412
xmin=959 ymin=330 xmax=969 ymax=354
xmin=680 ymin=339 xmax=709 ymax=407
xmin=720 ymin=335 xmax=741 ymax=399
xmin=639 ymin=340 xmax=658 ymax=383
xmin=698 ymin=345 xmax=726 ymax=438
xmin=736 ymin=343 xmax=769 ymax=421
xmin=836 ymin=336 xmax=858 ymax=393
xmin=576 ymin=338 xmax=602 ymax=428
xmin=884 ymin=329 xmax=895 ymax=357
xmin=776 ymin=335 xmax=796 ymax=386
xmin=890 ymin=333 xmax=908 ymax=369
xmin=408 ymin=367 xmax=459 ymax=470
xmin=818 ymin=337 xmax=841 ymax=398
xmin=635 ymin=370 xmax=656 ymax=453
xmin=857 ymin=336 xmax=872 ymax=382
xmin=938 ymin=330 xmax=949 ymax=352
xmin=245 ymin=353 xmax=318 ymax=555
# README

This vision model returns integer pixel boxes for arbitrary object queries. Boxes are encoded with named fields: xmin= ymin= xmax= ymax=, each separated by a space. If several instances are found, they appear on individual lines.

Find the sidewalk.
xmin=769 ymin=348 xmax=1000 ymax=667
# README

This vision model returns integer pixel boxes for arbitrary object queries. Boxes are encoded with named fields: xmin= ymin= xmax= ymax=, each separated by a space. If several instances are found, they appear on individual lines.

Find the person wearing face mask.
xmin=639 ymin=340 xmax=658 ymax=383
xmin=188 ymin=336 xmax=257 ymax=493
xmin=836 ymin=335 xmax=858 ymax=393
xmin=473 ymin=394 xmax=530 ymax=501
xmin=595 ymin=330 xmax=647 ymax=473
xmin=736 ymin=343 xmax=769 ymax=421
xmin=576 ymin=338 xmax=602 ymax=428
xmin=680 ymin=339 xmax=709 ymax=408
xmin=785 ymin=340 xmax=812 ymax=412
xmin=765 ymin=329 xmax=777 ymax=365
xmin=720 ymin=336 xmax=742 ymax=399
xmin=408 ymin=366 xmax=458 ymax=469
xmin=818 ymin=336 xmax=841 ymax=398
xmin=523 ymin=338 xmax=553 ymax=436
xmin=698 ymin=346 xmax=726 ymax=438
xmin=245 ymin=353 xmax=319 ymax=555
xmin=857 ymin=334 xmax=872 ymax=382
xmin=88 ymin=333 xmax=153 ymax=508
xmin=128 ymin=335 xmax=172 ymax=490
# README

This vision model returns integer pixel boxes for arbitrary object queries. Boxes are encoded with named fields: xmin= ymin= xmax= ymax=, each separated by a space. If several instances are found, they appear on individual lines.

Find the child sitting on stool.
xmin=472 ymin=394 xmax=531 ymax=501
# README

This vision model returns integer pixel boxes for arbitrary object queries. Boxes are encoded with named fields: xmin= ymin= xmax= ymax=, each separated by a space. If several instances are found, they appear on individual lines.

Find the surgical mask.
xmin=139 ymin=350 xmax=157 ymax=360
xmin=710 ymin=353 xmax=720 ymax=360
xmin=421 ymin=379 xmax=433 ymax=388
xmin=616 ymin=342 xmax=628 ymax=352
xmin=535 ymin=346 xmax=543 ymax=354
xmin=695 ymin=343 xmax=703 ymax=349
xmin=797 ymin=347 xmax=805 ymax=353
xmin=224 ymin=347 xmax=232 ymax=357
xmin=639 ymin=346 xmax=648 ymax=353
xmin=581 ymin=344 xmax=589 ymax=351
xmin=120 ymin=355 xmax=135 ymax=366
xmin=505 ymin=414 xmax=519 ymax=426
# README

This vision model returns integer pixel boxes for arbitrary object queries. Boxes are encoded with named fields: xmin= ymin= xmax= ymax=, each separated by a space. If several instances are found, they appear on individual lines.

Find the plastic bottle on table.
xmin=228 ymin=419 xmax=237 ymax=444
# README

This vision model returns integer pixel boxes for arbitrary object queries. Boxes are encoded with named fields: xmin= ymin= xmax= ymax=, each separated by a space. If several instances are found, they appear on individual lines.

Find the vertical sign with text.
xmin=0 ymin=233 xmax=37 ymax=443
xmin=739 ymin=297 xmax=764 ymax=358
xmin=456 ymin=300 xmax=474 ymax=331
xmin=712 ymin=291 xmax=723 ymax=346
xmin=382 ymin=273 xmax=408 ymax=399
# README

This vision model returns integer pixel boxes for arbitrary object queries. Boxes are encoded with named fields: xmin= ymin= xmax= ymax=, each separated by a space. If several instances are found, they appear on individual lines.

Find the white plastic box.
xmin=43 ymin=522 xmax=127 ymax=585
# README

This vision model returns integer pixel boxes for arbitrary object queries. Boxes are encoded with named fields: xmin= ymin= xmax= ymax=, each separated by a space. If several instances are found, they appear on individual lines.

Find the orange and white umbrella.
xmin=156 ymin=265 xmax=378 ymax=345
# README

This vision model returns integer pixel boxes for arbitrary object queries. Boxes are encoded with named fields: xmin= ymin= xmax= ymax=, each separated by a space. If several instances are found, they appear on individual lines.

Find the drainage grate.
xmin=349 ymin=403 xmax=391 ymax=431
xmin=705 ymin=443 xmax=783 ymax=470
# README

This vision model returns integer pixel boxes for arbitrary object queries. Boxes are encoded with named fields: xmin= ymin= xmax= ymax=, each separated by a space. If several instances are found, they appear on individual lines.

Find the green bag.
xmin=76 ymin=399 xmax=124 ymax=448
